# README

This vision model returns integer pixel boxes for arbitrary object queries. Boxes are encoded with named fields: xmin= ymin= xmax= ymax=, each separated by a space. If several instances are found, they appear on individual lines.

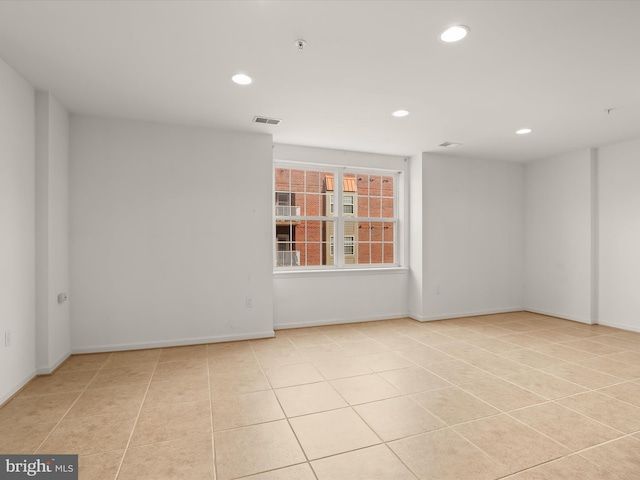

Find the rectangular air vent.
xmin=253 ymin=116 xmax=281 ymax=125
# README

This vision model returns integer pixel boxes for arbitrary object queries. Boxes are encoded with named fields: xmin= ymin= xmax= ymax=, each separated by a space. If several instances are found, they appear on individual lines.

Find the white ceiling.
xmin=0 ymin=0 xmax=639 ymax=162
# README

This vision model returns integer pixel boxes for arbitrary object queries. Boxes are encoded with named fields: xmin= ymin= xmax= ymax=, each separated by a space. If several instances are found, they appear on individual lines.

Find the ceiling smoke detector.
xmin=253 ymin=116 xmax=281 ymax=125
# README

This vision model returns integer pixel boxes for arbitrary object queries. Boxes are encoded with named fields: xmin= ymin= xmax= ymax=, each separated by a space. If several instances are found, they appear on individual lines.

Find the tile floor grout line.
xmin=248 ymin=337 xmax=319 ymax=480
xmin=112 ymin=354 xmax=160 ymax=480
xmin=32 ymin=354 xmax=112 ymax=454
xmin=206 ymin=352 xmax=217 ymax=480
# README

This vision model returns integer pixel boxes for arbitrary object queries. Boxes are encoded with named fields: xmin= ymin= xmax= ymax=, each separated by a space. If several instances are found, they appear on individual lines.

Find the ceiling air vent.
xmin=253 ymin=116 xmax=281 ymax=125
xmin=438 ymin=141 xmax=463 ymax=148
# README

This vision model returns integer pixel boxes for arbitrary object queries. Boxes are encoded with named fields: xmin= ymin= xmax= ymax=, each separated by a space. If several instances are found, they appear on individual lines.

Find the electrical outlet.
xmin=5 ymin=330 xmax=11 ymax=347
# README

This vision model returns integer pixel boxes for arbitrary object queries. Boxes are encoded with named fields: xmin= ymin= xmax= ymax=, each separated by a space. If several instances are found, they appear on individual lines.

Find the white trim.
xmin=596 ymin=319 xmax=640 ymax=334
xmin=411 ymin=307 xmax=525 ymax=322
xmin=274 ymin=267 xmax=408 ymax=278
xmin=275 ymin=312 xmax=410 ymax=330
xmin=0 ymin=369 xmax=37 ymax=407
xmin=36 ymin=350 xmax=71 ymax=375
xmin=522 ymin=307 xmax=593 ymax=324
xmin=71 ymin=330 xmax=275 ymax=354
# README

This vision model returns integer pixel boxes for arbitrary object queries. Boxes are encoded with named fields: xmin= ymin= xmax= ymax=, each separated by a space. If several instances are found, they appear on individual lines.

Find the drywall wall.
xmin=598 ymin=137 xmax=640 ymax=332
xmin=0 ymin=58 xmax=36 ymax=404
xmin=70 ymin=116 xmax=274 ymax=351
xmin=523 ymin=149 xmax=594 ymax=323
xmin=408 ymin=153 xmax=424 ymax=318
xmin=417 ymin=153 xmax=524 ymax=320
xmin=272 ymin=144 xmax=409 ymax=328
xmin=35 ymin=92 xmax=71 ymax=373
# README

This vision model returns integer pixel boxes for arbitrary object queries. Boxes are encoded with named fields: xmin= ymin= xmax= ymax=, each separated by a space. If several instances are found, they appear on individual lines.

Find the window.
xmin=330 ymin=195 xmax=355 ymax=214
xmin=330 ymin=235 xmax=355 ymax=256
xmin=274 ymin=162 xmax=399 ymax=269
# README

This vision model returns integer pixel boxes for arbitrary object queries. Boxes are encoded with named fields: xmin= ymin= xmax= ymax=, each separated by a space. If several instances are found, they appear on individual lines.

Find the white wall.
xmin=272 ymin=144 xmax=409 ymax=328
xmin=523 ymin=149 xmax=595 ymax=323
xmin=0 ymin=58 xmax=36 ymax=404
xmin=35 ymin=92 xmax=71 ymax=373
xmin=70 ymin=116 xmax=274 ymax=352
xmin=598 ymin=138 xmax=640 ymax=332
xmin=416 ymin=153 xmax=524 ymax=320
xmin=408 ymin=153 xmax=423 ymax=318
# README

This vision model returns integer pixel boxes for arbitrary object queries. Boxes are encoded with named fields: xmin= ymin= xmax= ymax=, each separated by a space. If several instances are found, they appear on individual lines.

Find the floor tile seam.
xmin=436 ymin=425 xmax=515 ymax=474
xmin=559 ymin=358 xmax=635 ymax=382
xmin=453 ymin=428 xmax=567 ymax=476
xmin=310 ymin=442 xmax=421 ymax=480
xmin=587 ymin=335 xmax=640 ymax=350
xmin=34 ymin=367 xmax=103 ymax=454
xmin=547 ymin=398 xmax=629 ymax=435
xmin=395 ymin=391 xmax=452 ymax=427
xmin=246 ymin=339 xmax=312 ymax=469
xmin=601 ymin=352 xmax=640 ymax=367
xmin=539 ymin=362 xmax=628 ymax=387
xmin=501 ymin=409 xmax=595 ymax=454
xmin=100 ymin=360 xmax=160 ymax=371
xmin=327 ymin=372 xmax=403 ymax=405
xmin=590 ymin=386 xmax=640 ymax=412
xmin=493 ymin=368 xmax=593 ymax=398
xmin=118 ymin=431 xmax=214 ymax=451
xmin=112 ymin=358 xmax=160 ymax=480
xmin=492 ymin=455 xmax=579 ymax=480
xmin=139 ymin=397 xmax=213 ymax=414
xmin=404 ymin=333 xmax=614 ymax=398
xmin=212 ymin=413 xmax=292 ymax=433
xmin=230 ymin=461 xmax=314 ymax=480
xmin=564 ymin=430 xmax=640 ymax=460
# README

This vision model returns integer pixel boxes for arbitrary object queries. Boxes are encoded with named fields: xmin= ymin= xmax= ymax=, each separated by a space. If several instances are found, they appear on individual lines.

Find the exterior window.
xmin=330 ymin=194 xmax=355 ymax=214
xmin=344 ymin=235 xmax=355 ymax=255
xmin=274 ymin=162 xmax=398 ymax=269
xmin=330 ymin=235 xmax=355 ymax=256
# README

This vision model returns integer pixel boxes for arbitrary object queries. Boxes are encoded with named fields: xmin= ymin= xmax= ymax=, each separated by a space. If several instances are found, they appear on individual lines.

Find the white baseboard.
xmin=36 ymin=350 xmax=72 ymax=374
xmin=71 ymin=330 xmax=275 ymax=354
xmin=0 ymin=369 xmax=37 ymax=407
xmin=410 ymin=307 xmax=524 ymax=322
xmin=596 ymin=319 xmax=640 ymax=333
xmin=523 ymin=307 xmax=593 ymax=325
xmin=274 ymin=312 xmax=410 ymax=330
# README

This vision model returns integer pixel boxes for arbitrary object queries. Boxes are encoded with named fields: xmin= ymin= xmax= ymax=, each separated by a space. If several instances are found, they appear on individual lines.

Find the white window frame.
xmin=274 ymin=160 xmax=401 ymax=271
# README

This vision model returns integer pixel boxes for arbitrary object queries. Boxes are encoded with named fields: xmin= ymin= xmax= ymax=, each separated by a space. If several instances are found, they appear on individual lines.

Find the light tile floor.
xmin=2 ymin=311 xmax=640 ymax=479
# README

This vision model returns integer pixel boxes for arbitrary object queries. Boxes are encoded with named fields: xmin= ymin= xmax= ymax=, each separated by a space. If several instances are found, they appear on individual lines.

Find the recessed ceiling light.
xmin=232 ymin=73 xmax=253 ymax=85
xmin=440 ymin=25 xmax=469 ymax=43
xmin=392 ymin=110 xmax=410 ymax=117
xmin=516 ymin=128 xmax=532 ymax=135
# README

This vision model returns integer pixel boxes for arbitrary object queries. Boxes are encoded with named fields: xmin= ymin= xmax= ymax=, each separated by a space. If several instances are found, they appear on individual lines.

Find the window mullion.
xmin=335 ymin=169 xmax=344 ymax=268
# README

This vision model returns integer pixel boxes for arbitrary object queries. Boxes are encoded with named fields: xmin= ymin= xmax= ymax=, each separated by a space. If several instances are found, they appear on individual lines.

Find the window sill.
xmin=273 ymin=266 xmax=409 ymax=278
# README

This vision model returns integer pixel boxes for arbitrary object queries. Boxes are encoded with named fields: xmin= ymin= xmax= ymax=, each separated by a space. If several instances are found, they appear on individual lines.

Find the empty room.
xmin=1 ymin=1 xmax=640 ymax=479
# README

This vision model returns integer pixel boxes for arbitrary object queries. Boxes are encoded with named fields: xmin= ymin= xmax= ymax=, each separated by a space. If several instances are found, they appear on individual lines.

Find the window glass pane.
xmin=275 ymin=165 xmax=397 ymax=268
xmin=344 ymin=236 xmax=355 ymax=255
xmin=369 ymin=197 xmax=381 ymax=218
xmin=277 ymin=220 xmax=335 ymax=267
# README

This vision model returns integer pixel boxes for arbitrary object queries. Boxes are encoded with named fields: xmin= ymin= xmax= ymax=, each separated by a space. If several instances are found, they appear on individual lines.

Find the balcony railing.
xmin=276 ymin=250 xmax=300 ymax=267
xmin=276 ymin=205 xmax=301 ymax=217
